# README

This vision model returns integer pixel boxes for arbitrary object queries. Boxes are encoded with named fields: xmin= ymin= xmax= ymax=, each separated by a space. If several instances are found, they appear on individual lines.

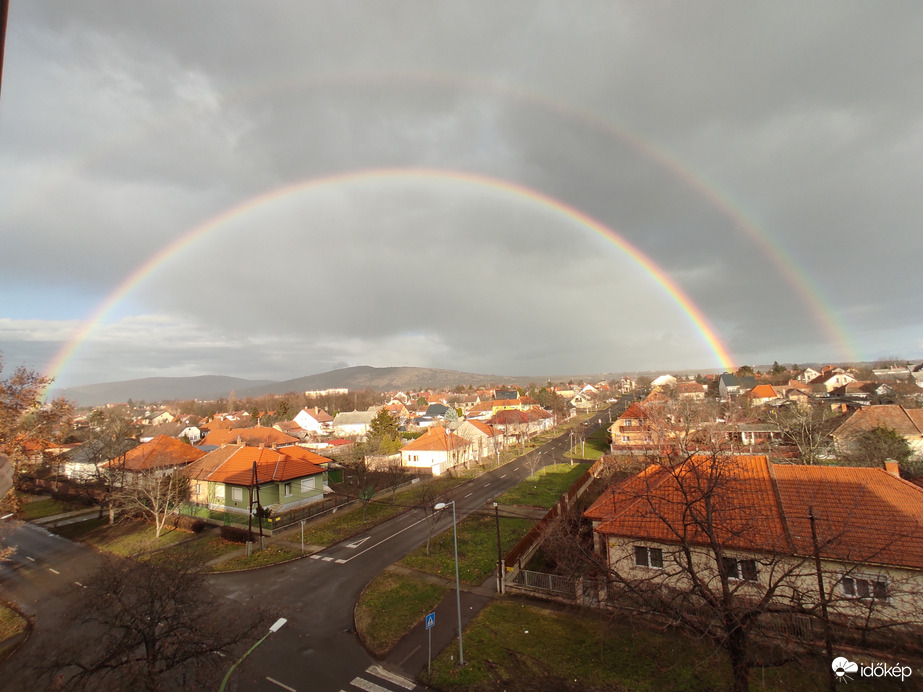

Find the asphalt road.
xmin=0 ymin=407 xmax=619 ymax=692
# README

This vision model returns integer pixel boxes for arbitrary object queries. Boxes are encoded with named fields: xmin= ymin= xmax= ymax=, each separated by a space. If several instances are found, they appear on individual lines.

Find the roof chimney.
xmin=884 ymin=460 xmax=901 ymax=478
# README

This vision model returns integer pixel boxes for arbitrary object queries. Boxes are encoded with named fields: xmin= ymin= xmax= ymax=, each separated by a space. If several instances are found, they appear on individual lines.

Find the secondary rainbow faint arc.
xmin=45 ymin=168 xmax=736 ymax=389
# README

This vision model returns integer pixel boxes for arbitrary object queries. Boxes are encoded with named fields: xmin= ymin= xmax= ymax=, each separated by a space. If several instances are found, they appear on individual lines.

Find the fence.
xmin=503 ymin=455 xmax=618 ymax=581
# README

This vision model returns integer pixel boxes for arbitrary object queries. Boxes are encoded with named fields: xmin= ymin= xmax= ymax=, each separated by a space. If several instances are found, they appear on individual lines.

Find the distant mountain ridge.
xmin=58 ymin=375 xmax=275 ymax=407
xmin=56 ymin=366 xmax=534 ymax=407
xmin=239 ymin=366 xmax=528 ymax=397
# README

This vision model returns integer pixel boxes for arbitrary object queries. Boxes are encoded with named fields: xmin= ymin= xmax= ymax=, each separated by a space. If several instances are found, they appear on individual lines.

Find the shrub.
xmin=220 ymin=525 xmax=252 ymax=543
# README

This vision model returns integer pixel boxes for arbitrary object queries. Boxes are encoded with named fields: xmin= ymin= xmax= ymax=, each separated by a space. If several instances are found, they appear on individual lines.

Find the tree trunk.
xmin=726 ymin=625 xmax=750 ymax=692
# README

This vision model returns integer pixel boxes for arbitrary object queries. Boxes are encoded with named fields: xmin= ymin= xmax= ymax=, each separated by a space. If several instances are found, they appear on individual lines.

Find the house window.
xmin=214 ymin=483 xmax=225 ymax=499
xmin=301 ymin=478 xmax=314 ymax=492
xmin=841 ymin=575 xmax=888 ymax=601
xmin=231 ymin=487 xmax=243 ymax=503
xmin=621 ymin=436 xmax=631 ymax=443
xmin=194 ymin=483 xmax=201 ymax=495
xmin=723 ymin=557 xmax=758 ymax=581
xmin=634 ymin=546 xmax=663 ymax=569
xmin=284 ymin=482 xmax=293 ymax=497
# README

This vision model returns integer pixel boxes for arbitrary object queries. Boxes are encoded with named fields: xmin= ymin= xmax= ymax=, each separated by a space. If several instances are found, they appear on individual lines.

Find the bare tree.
xmin=766 ymin=403 xmax=838 ymax=465
xmin=116 ymin=469 xmax=190 ymax=539
xmin=42 ymin=553 xmax=271 ymax=691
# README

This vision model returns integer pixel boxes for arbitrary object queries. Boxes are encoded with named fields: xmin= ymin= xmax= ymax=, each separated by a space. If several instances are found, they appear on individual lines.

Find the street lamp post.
xmin=493 ymin=501 xmax=503 ymax=594
xmin=219 ymin=617 xmax=287 ymax=692
xmin=434 ymin=501 xmax=464 ymax=667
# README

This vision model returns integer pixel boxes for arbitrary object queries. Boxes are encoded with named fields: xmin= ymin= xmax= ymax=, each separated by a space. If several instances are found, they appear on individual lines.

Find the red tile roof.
xmin=585 ymin=455 xmax=923 ymax=570
xmin=401 ymin=426 xmax=471 ymax=452
xmin=203 ymin=426 xmax=299 ymax=447
xmin=833 ymin=405 xmax=923 ymax=439
xmin=105 ymin=435 xmax=205 ymax=472
xmin=183 ymin=445 xmax=325 ymax=486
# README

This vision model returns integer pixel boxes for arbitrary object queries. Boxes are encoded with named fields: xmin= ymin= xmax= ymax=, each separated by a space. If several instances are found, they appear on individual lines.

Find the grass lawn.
xmin=0 ymin=603 xmax=27 ymax=643
xmin=51 ymin=518 xmax=192 ymax=557
xmin=18 ymin=496 xmax=86 ymax=520
xmin=566 ymin=424 xmax=610 ymax=461
xmin=145 ymin=533 xmax=242 ymax=565
xmin=495 ymin=463 xmax=590 ymax=509
xmin=420 ymin=599 xmax=886 ymax=692
xmin=208 ymin=544 xmax=299 ymax=572
xmin=355 ymin=571 xmax=448 ymax=657
xmin=400 ymin=515 xmax=533 ymax=586
xmin=298 ymin=476 xmax=467 ymax=547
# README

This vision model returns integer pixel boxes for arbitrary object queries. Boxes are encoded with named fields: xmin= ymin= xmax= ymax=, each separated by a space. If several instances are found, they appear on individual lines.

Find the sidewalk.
xmin=384 ymin=568 xmax=497 ymax=678
xmin=31 ymin=507 xmax=101 ymax=528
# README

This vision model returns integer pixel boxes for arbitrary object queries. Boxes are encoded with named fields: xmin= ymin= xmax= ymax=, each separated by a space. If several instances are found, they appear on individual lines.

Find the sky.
xmin=2 ymin=2 xmax=922 ymax=389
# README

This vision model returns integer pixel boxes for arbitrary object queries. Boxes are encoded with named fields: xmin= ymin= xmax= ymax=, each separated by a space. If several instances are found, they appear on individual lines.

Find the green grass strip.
xmin=355 ymin=571 xmax=448 ymax=657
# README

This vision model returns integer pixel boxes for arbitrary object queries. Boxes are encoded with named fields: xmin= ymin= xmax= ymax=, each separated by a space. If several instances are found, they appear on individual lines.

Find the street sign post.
xmin=426 ymin=611 xmax=435 ymax=672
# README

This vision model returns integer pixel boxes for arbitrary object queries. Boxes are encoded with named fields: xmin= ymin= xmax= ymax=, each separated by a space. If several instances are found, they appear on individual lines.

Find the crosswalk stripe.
xmin=366 ymin=664 xmax=415 ymax=690
xmin=350 ymin=677 xmax=390 ymax=692
xmin=310 ymin=554 xmax=322 ymax=560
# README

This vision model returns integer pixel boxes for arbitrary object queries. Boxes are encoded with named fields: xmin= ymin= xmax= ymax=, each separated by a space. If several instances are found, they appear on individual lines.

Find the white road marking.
xmin=500 ymin=474 xmax=507 ymax=478
xmin=310 ymin=554 xmax=322 ymax=560
xmin=367 ymin=664 xmax=415 ymax=690
xmin=48 ymin=568 xmax=60 ymax=574
xmin=322 ymin=556 xmax=334 ymax=562
xmin=335 ymin=559 xmax=347 ymax=564
xmin=484 ymin=482 xmax=491 ymax=486
xmin=74 ymin=581 xmax=87 ymax=589
xmin=339 ymin=515 xmax=427 ymax=564
xmin=464 ymin=492 xmax=473 ymax=498
xmin=266 ymin=677 xmax=297 ymax=691
xmin=350 ymin=677 xmax=389 ymax=692
xmin=346 ymin=536 xmax=371 ymax=549
xmin=26 ymin=556 xmax=35 ymax=562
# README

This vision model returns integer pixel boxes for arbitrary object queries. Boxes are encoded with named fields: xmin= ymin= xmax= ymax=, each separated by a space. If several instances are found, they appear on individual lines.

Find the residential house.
xmin=617 ymin=377 xmax=636 ymax=394
xmin=183 ymin=444 xmax=328 ymax=515
xmin=569 ymin=393 xmax=593 ymax=411
xmin=676 ymin=381 xmax=707 ymax=401
xmin=332 ymin=410 xmax=376 ymax=438
xmin=293 ymin=407 xmax=334 ymax=435
xmin=400 ymin=426 xmax=476 ymax=476
xmin=103 ymin=435 xmax=205 ymax=481
xmin=273 ymin=420 xmax=308 ymax=440
xmin=62 ymin=438 xmax=138 ymax=481
xmin=717 ymin=373 xmax=757 ymax=400
xmin=608 ymin=402 xmax=656 ymax=450
xmin=650 ymin=374 xmax=677 ymax=389
xmin=794 ymin=367 xmax=822 ymax=384
xmin=831 ymin=405 xmax=923 ymax=457
xmin=202 ymin=426 xmax=300 ymax=448
xmin=584 ymin=455 xmax=923 ymax=628
xmin=454 ymin=420 xmax=504 ymax=460
xmin=810 ymin=370 xmax=857 ymax=393
xmin=746 ymin=384 xmax=782 ymax=407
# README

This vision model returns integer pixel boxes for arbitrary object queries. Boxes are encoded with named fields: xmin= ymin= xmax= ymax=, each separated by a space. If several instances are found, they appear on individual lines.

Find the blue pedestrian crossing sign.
xmin=425 ymin=612 xmax=436 ymax=630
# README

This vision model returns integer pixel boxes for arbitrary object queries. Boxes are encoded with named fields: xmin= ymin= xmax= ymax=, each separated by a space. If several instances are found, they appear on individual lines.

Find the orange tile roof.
xmin=771 ymin=464 xmax=923 ymax=569
xmin=587 ymin=456 xmax=789 ymax=554
xmin=619 ymin=402 xmax=649 ymax=420
xmin=203 ymin=426 xmax=299 ymax=447
xmin=401 ymin=426 xmax=471 ymax=452
xmin=107 ymin=435 xmax=205 ymax=472
xmin=465 ymin=420 xmax=501 ymax=437
xmin=748 ymin=384 xmax=779 ymax=399
xmin=833 ymin=405 xmax=923 ymax=439
xmin=586 ymin=455 xmax=923 ymax=570
xmin=183 ymin=445 xmax=325 ymax=485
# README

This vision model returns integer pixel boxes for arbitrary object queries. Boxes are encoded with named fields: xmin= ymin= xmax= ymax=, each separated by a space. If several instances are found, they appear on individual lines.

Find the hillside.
xmin=240 ymin=366 xmax=529 ymax=396
xmin=58 ymin=376 xmax=276 ymax=407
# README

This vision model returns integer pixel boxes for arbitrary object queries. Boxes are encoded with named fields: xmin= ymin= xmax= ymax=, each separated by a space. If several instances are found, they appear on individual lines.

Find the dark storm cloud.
xmin=2 ymin=2 xmax=922 ymax=386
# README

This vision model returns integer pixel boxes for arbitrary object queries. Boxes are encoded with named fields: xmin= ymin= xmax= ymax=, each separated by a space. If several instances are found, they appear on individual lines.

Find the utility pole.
xmin=809 ymin=507 xmax=836 ymax=692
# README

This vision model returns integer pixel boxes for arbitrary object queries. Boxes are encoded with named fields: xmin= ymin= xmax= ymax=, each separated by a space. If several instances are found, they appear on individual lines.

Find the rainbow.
xmin=44 ymin=168 xmax=736 ymax=390
xmin=12 ymin=69 xmax=856 ymax=362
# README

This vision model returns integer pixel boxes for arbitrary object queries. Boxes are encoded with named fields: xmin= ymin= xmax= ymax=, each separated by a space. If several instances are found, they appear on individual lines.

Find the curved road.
xmin=1 ymin=408 xmax=618 ymax=691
